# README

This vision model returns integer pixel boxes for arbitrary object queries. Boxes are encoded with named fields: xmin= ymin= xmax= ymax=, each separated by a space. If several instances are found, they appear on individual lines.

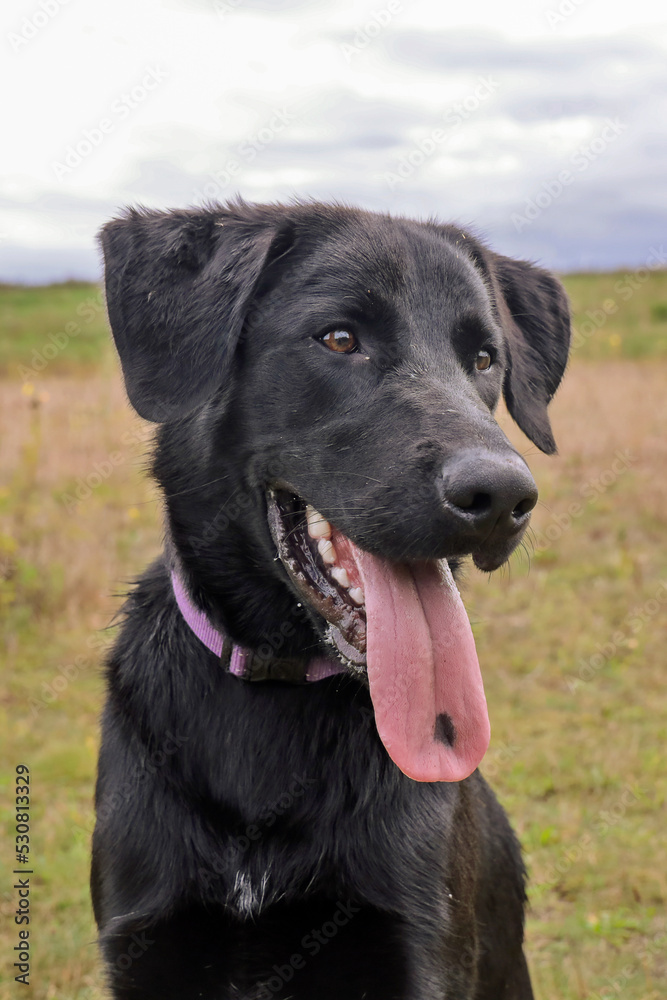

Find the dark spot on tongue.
xmin=434 ymin=712 xmax=457 ymax=747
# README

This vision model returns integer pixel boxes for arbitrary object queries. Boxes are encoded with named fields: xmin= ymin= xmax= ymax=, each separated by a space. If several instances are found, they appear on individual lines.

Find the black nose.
xmin=441 ymin=449 xmax=538 ymax=539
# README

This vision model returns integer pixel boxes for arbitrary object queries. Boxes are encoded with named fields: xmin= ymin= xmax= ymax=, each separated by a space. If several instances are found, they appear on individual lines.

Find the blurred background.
xmin=1 ymin=1 xmax=666 ymax=997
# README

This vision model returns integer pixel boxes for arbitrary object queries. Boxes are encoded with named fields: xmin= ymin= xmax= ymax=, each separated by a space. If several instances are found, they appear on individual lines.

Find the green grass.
xmin=1 ymin=270 xmax=667 ymax=379
xmin=1 ymin=276 xmax=666 ymax=998
xmin=563 ymin=269 xmax=667 ymax=360
xmin=0 ymin=282 xmax=114 ymax=378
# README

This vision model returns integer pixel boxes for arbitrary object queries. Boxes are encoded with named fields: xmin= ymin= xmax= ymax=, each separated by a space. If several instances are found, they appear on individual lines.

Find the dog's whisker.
xmin=162 ymin=474 xmax=233 ymax=499
xmin=518 ymin=538 xmax=533 ymax=574
xmin=310 ymin=470 xmax=392 ymax=487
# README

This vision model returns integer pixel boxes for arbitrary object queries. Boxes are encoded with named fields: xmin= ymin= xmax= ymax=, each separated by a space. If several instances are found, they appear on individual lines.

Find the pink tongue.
xmin=335 ymin=537 xmax=490 ymax=782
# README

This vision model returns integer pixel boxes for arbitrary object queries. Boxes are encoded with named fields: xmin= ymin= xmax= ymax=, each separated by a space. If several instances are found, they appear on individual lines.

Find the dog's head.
xmin=100 ymin=200 xmax=570 ymax=783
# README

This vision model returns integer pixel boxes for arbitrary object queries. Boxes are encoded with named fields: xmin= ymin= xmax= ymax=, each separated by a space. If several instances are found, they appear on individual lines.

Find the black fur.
xmin=92 ymin=200 xmax=570 ymax=999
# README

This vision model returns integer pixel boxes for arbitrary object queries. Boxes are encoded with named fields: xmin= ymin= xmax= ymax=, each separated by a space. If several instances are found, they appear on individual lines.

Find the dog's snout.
xmin=441 ymin=450 xmax=538 ymax=537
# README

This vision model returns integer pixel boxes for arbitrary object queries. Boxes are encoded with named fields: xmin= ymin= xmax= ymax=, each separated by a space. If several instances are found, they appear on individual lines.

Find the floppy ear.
xmin=99 ymin=205 xmax=280 ymax=422
xmin=485 ymin=252 xmax=571 ymax=455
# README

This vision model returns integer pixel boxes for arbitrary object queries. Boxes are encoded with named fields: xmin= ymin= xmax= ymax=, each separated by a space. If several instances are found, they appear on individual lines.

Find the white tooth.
xmin=306 ymin=505 xmax=332 ymax=540
xmin=331 ymin=566 xmax=350 ymax=588
xmin=349 ymin=586 xmax=365 ymax=605
xmin=318 ymin=538 xmax=336 ymax=565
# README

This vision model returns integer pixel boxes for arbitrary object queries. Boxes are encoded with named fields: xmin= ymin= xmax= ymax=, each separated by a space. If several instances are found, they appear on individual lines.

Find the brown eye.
xmin=475 ymin=350 xmax=492 ymax=371
xmin=321 ymin=329 xmax=358 ymax=354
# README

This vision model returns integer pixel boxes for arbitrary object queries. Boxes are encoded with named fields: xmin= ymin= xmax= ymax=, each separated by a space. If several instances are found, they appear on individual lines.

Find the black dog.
xmin=92 ymin=200 xmax=570 ymax=999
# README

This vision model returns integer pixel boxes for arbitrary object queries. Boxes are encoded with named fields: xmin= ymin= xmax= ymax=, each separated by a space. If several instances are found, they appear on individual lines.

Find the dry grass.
xmin=1 ymin=359 xmax=666 ymax=998
xmin=469 ymin=362 xmax=667 ymax=999
xmin=0 ymin=378 xmax=158 ymax=1000
xmin=1 ymin=377 xmax=158 ymax=633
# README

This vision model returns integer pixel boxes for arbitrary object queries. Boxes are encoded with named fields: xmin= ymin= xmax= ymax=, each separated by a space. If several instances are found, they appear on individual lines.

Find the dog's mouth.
xmin=267 ymin=490 xmax=369 ymax=674
xmin=267 ymin=488 xmax=491 ymax=784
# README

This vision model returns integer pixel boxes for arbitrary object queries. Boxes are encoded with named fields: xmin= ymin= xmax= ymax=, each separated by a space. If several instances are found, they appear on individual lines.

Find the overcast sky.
xmin=1 ymin=0 xmax=666 ymax=282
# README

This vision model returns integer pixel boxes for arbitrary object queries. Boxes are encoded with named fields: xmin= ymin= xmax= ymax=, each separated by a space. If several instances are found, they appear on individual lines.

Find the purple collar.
xmin=170 ymin=569 xmax=344 ymax=684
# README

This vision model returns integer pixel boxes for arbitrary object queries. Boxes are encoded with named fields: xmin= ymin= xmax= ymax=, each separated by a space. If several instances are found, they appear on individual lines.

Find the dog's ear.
xmin=484 ymin=252 xmax=571 ymax=455
xmin=99 ymin=206 xmax=283 ymax=422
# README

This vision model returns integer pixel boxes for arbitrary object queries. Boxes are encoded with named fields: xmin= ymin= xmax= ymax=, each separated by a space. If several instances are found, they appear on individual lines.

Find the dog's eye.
xmin=320 ymin=330 xmax=358 ymax=354
xmin=475 ymin=350 xmax=492 ymax=371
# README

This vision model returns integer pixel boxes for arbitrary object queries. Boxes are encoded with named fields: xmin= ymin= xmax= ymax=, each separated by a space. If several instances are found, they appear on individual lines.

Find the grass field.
xmin=1 ymin=273 xmax=666 ymax=998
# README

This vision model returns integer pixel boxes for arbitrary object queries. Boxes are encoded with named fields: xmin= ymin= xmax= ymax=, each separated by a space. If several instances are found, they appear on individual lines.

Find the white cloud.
xmin=1 ymin=0 xmax=666 ymax=278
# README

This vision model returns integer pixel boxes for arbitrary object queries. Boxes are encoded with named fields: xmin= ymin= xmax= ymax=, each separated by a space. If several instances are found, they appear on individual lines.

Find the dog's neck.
xmin=170 ymin=567 xmax=344 ymax=684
